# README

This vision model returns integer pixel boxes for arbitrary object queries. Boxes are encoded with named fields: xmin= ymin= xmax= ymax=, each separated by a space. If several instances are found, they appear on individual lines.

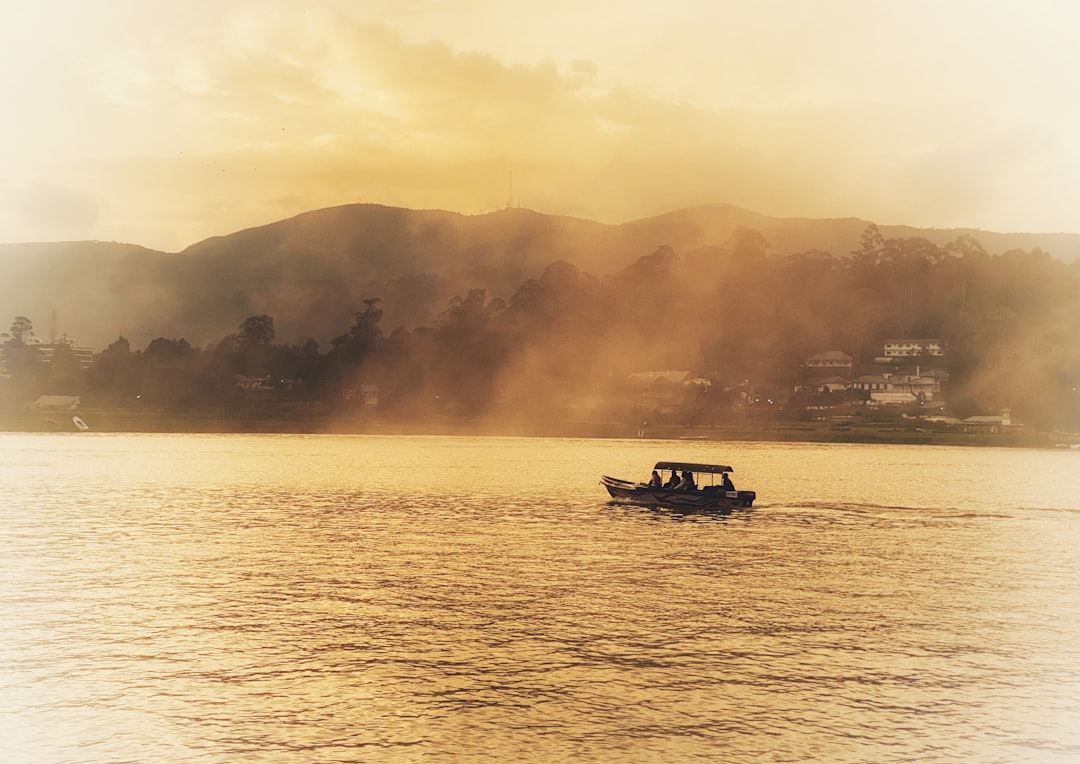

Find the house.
xmin=961 ymin=409 xmax=1019 ymax=433
xmin=359 ymin=384 xmax=380 ymax=406
xmin=343 ymin=384 xmax=380 ymax=406
xmin=854 ymin=371 xmax=942 ymax=404
xmin=625 ymin=370 xmax=707 ymax=412
xmin=914 ymin=367 xmax=950 ymax=383
xmin=796 ymin=351 xmax=854 ymax=398
xmin=870 ymin=392 xmax=918 ymax=405
xmin=805 ymin=350 xmax=853 ymax=372
xmin=31 ymin=337 xmax=96 ymax=369
xmin=805 ymin=375 xmax=850 ymax=394
xmin=31 ymin=395 xmax=81 ymax=410
xmin=881 ymin=339 xmax=945 ymax=360
xmin=236 ymin=374 xmax=273 ymax=391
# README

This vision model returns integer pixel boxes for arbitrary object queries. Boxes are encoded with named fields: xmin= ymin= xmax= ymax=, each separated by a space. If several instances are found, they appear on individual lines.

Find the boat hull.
xmin=600 ymin=475 xmax=755 ymax=510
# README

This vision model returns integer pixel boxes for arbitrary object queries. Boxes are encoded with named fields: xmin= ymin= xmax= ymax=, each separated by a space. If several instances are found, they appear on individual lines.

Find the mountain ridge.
xmin=2 ymin=202 xmax=1078 ymax=350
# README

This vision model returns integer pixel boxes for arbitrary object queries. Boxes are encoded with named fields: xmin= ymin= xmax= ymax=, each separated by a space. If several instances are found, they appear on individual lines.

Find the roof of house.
xmin=857 ymin=373 xmax=938 ymax=385
xmin=31 ymin=395 xmax=81 ymax=409
xmin=870 ymin=392 xmax=918 ymax=403
xmin=626 ymin=370 xmax=691 ymax=385
xmin=806 ymin=350 xmax=852 ymax=363
xmin=893 ymin=366 xmax=949 ymax=379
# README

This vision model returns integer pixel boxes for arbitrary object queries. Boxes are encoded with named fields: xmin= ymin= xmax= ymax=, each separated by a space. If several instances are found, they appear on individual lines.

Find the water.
xmin=2 ymin=433 xmax=1080 ymax=762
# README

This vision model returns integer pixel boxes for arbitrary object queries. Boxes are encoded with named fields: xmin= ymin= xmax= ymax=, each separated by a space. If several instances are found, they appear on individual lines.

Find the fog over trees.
xmin=3 ymin=225 xmax=1079 ymax=431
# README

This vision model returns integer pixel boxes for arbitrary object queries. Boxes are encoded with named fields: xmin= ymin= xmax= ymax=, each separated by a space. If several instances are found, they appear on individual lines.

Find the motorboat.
xmin=600 ymin=461 xmax=756 ymax=510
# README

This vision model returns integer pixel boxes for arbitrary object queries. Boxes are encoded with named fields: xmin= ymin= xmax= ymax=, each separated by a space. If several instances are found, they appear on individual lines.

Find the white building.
xmin=805 ymin=350 xmax=853 ymax=372
xmin=854 ymin=371 xmax=942 ymax=403
xmin=882 ymin=339 xmax=945 ymax=358
xmin=27 ymin=337 xmax=96 ymax=369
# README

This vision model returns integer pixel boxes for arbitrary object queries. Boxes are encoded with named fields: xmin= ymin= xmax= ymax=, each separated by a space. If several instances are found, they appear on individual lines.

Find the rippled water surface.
xmin=3 ymin=433 xmax=1080 ymax=762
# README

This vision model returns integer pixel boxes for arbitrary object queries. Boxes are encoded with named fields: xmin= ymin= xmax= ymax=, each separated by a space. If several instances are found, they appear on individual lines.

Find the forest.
xmin=2 ymin=225 xmax=1079 ymax=432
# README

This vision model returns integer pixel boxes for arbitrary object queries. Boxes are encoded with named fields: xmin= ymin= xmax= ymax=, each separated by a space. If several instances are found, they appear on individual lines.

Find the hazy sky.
xmin=2 ymin=0 xmax=1079 ymax=251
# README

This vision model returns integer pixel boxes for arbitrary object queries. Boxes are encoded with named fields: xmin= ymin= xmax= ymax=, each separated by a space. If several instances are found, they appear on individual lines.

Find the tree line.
xmin=2 ymin=225 xmax=1079 ymax=430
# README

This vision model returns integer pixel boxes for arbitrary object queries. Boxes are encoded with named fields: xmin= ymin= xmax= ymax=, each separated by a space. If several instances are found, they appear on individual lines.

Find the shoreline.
xmin=2 ymin=409 xmax=1073 ymax=449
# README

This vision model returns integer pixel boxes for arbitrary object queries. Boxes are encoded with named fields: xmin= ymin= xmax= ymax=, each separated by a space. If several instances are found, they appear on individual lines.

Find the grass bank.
xmin=2 ymin=407 xmax=1070 ymax=449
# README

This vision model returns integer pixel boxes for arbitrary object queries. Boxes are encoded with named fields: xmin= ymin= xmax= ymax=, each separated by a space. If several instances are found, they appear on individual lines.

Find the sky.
xmin=2 ymin=0 xmax=1079 ymax=252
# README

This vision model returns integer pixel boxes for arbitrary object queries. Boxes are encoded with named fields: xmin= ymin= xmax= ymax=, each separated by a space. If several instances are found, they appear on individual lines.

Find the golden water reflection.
xmin=2 ymin=434 xmax=1080 ymax=762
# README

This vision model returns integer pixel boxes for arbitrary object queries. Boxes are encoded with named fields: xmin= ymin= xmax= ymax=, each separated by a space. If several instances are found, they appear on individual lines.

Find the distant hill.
xmin=625 ymin=204 xmax=1080 ymax=261
xmin=2 ymin=202 xmax=1078 ymax=350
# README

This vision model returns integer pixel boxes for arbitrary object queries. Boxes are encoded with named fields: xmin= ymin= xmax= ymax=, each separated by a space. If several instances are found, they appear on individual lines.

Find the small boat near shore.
xmin=600 ymin=461 xmax=756 ymax=510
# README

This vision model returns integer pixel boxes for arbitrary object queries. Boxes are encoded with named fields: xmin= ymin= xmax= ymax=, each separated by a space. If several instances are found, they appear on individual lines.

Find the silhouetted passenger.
xmin=664 ymin=470 xmax=680 ymax=489
xmin=721 ymin=472 xmax=735 ymax=492
xmin=676 ymin=470 xmax=696 ymax=491
xmin=647 ymin=470 xmax=662 ymax=487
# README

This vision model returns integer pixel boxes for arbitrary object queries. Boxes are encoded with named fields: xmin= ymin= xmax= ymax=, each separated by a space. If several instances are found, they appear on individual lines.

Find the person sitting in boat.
xmin=676 ymin=470 xmax=697 ymax=491
xmin=663 ymin=469 xmax=680 ymax=489
xmin=647 ymin=470 xmax=662 ymax=487
xmin=721 ymin=472 xmax=735 ymax=492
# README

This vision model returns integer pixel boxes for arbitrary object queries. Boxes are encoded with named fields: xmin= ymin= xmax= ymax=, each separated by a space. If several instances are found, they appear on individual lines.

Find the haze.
xmin=3 ymin=0 xmax=1080 ymax=251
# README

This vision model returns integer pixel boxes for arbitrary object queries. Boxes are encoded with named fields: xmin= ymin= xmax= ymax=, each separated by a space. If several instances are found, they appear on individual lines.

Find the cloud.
xmin=5 ymin=2 xmax=1080 ymax=249
xmin=0 ymin=181 xmax=100 ymax=243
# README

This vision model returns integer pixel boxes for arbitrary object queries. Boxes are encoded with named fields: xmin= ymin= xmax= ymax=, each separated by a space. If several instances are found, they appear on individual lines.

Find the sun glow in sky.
xmin=2 ymin=0 xmax=1079 ymax=251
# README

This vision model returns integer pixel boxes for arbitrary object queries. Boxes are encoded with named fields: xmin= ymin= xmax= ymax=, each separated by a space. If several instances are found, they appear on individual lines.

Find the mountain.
xmin=2 ymin=202 xmax=1078 ymax=351
xmin=625 ymin=205 xmax=1080 ymax=261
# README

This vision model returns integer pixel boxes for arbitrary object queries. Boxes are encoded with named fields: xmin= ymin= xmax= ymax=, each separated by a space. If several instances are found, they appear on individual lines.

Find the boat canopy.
xmin=654 ymin=461 xmax=733 ymax=474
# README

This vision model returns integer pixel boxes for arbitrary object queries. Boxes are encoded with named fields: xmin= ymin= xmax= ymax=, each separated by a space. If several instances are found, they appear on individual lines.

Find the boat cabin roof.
xmin=654 ymin=461 xmax=733 ymax=474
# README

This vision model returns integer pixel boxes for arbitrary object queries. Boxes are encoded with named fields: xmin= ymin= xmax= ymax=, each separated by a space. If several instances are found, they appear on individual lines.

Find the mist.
xmin=5 ymin=4 xmax=1080 ymax=249
xmin=5 ymin=223 xmax=1078 ymax=436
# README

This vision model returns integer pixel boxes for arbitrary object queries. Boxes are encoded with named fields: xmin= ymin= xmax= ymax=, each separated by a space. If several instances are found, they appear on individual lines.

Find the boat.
xmin=600 ymin=461 xmax=756 ymax=510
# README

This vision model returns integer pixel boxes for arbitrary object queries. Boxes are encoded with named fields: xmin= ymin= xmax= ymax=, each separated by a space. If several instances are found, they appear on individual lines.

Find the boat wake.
xmin=760 ymin=501 xmax=1020 ymax=521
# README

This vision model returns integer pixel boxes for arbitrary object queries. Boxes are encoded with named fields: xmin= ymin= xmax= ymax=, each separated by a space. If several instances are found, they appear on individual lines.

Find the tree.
xmin=86 ymin=337 xmax=140 ymax=402
xmin=431 ymin=289 xmax=507 ymax=413
xmin=944 ymin=234 xmax=987 ymax=261
xmin=330 ymin=298 xmax=384 ymax=363
xmin=139 ymin=338 xmax=208 ymax=410
xmin=46 ymin=343 xmax=85 ymax=393
xmin=145 ymin=337 xmax=195 ymax=363
xmin=728 ymin=227 xmax=770 ymax=262
xmin=317 ymin=299 xmax=387 ymax=402
xmin=5 ymin=316 xmax=35 ymax=345
xmin=239 ymin=314 xmax=275 ymax=346
xmin=1 ymin=316 xmax=42 ymax=383
xmin=852 ymin=223 xmax=885 ymax=263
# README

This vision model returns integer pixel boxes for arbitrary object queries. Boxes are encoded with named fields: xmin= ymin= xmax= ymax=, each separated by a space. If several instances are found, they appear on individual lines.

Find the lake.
xmin=2 ymin=433 xmax=1079 ymax=762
